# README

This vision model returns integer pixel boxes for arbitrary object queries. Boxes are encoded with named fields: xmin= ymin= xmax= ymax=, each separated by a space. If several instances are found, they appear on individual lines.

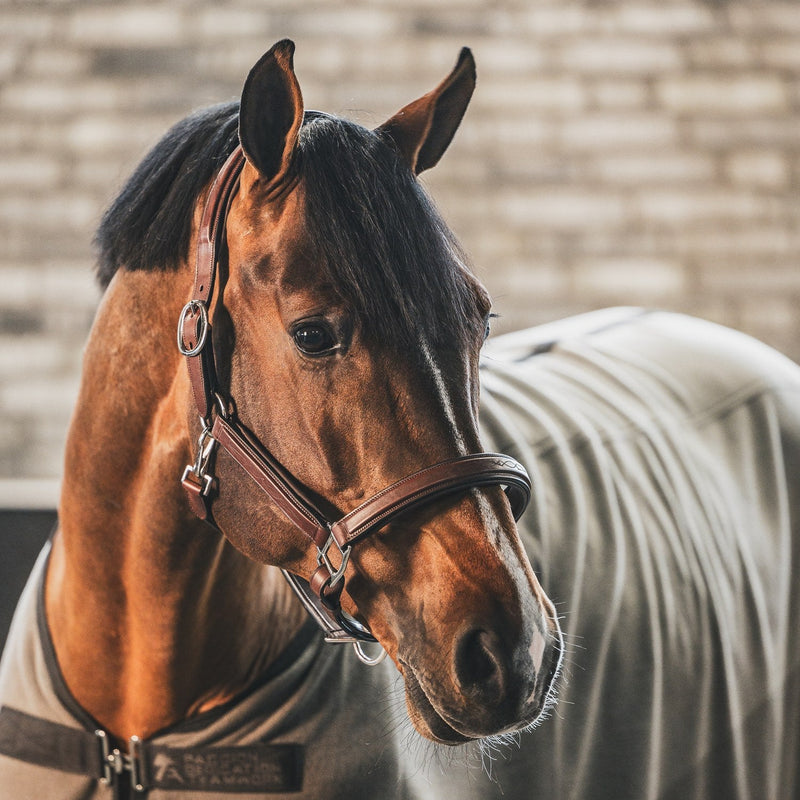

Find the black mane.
xmin=95 ymin=104 xmax=480 ymax=349
xmin=95 ymin=102 xmax=240 ymax=288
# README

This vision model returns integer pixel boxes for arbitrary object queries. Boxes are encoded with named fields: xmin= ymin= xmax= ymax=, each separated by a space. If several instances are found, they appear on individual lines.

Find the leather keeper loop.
xmin=310 ymin=566 xmax=343 ymax=609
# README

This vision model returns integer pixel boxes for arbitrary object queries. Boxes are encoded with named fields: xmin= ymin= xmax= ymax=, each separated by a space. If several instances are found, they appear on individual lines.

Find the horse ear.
xmin=376 ymin=47 xmax=476 ymax=174
xmin=239 ymin=39 xmax=304 ymax=188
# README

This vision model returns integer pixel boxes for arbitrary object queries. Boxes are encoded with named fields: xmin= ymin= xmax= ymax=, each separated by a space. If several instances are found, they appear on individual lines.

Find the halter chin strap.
xmin=177 ymin=144 xmax=532 ymax=654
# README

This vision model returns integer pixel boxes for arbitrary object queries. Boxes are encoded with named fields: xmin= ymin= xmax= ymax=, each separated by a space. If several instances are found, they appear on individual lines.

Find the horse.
xmin=1 ymin=38 xmax=799 ymax=800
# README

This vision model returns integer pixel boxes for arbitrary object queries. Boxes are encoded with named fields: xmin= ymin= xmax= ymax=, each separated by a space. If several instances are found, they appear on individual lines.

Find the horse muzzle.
xmin=400 ymin=611 xmax=564 ymax=744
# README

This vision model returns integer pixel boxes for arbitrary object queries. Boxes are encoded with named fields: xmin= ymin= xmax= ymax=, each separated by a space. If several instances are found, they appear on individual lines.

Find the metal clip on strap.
xmin=96 ymin=730 xmax=144 ymax=793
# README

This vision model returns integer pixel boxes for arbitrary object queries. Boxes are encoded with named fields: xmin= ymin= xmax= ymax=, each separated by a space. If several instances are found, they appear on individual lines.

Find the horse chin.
xmin=402 ymin=665 xmax=475 ymax=745
xmin=400 ymin=646 xmax=562 ymax=745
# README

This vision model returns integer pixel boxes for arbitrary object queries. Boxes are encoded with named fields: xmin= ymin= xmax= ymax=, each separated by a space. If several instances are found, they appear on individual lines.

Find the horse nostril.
xmin=454 ymin=629 xmax=507 ymax=705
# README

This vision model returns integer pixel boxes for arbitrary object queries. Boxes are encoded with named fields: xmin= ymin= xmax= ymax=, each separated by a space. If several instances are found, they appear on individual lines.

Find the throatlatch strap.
xmin=0 ymin=706 xmax=303 ymax=794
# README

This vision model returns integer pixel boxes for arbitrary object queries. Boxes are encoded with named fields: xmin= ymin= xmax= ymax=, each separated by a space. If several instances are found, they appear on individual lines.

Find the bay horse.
xmin=1 ymin=38 xmax=799 ymax=800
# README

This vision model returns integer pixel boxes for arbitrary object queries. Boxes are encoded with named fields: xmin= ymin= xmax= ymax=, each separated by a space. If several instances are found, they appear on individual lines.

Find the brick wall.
xmin=2 ymin=0 xmax=799 ymax=484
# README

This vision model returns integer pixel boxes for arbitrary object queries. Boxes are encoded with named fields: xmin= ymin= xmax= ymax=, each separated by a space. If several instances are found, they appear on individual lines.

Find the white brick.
xmin=0 ymin=12 xmax=56 ymax=40
xmin=592 ymin=153 xmax=715 ymax=184
xmin=688 ymin=38 xmax=755 ymax=69
xmin=460 ymin=116 xmax=555 ymax=149
xmin=40 ymin=264 xmax=99 ymax=309
xmin=740 ymin=297 xmax=800 ymax=337
xmin=0 ymin=194 xmax=97 ymax=231
xmin=487 ymin=152 xmax=580 ymax=184
xmin=65 ymin=115 xmax=176 ymax=155
xmin=519 ymin=7 xmax=591 ymax=35
xmin=0 ymin=265 xmax=41 ymax=307
xmin=67 ymin=7 xmax=187 ymax=47
xmin=574 ymin=258 xmax=686 ymax=298
xmin=761 ymin=39 xmax=800 ymax=70
xmin=369 ymin=0 xmax=490 ymax=5
xmin=589 ymin=80 xmax=649 ymax=109
xmin=0 ymin=47 xmax=22 ymax=81
xmin=317 ymin=38 xmax=473 ymax=84
xmin=725 ymin=150 xmax=789 ymax=188
xmin=613 ymin=4 xmax=715 ymax=34
xmin=0 ymin=335 xmax=68 ymax=377
xmin=678 ymin=227 xmax=800 ymax=256
xmin=277 ymin=9 xmax=399 ymax=38
xmin=561 ymin=114 xmax=677 ymax=150
xmin=0 ymin=376 xmax=81 ymax=417
xmin=464 ymin=230 xmax=526 ymax=264
xmin=1 ymin=80 xmax=122 ymax=115
xmin=475 ymin=77 xmax=586 ymax=112
xmin=71 ymin=157 xmax=135 ymax=190
xmin=423 ymin=156 xmax=490 ymax=189
xmin=729 ymin=3 xmax=800 ymax=33
xmin=658 ymin=76 xmax=789 ymax=114
xmin=26 ymin=48 xmax=91 ymax=77
xmin=497 ymin=189 xmax=627 ymax=230
xmin=0 ymin=156 xmax=62 ymax=189
xmin=636 ymin=190 xmax=762 ymax=224
xmin=691 ymin=118 xmax=800 ymax=147
xmin=192 ymin=8 xmax=272 ymax=39
xmin=487 ymin=262 xmax=570 ymax=299
xmin=560 ymin=38 xmax=682 ymax=74
xmin=700 ymin=262 xmax=800 ymax=294
xmin=473 ymin=40 xmax=547 ymax=74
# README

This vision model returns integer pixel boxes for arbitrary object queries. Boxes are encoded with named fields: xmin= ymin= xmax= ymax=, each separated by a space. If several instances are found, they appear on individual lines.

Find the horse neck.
xmin=46 ymin=268 xmax=307 ymax=742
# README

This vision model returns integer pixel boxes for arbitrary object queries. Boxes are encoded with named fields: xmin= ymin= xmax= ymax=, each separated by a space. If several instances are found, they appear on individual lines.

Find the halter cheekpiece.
xmin=177 ymin=145 xmax=532 ymax=663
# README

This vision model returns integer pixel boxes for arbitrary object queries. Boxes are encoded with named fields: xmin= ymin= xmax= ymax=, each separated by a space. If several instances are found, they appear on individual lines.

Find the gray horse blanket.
xmin=1 ymin=308 xmax=799 ymax=799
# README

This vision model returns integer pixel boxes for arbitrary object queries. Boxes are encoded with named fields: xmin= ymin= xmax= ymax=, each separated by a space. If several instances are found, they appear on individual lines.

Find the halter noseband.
xmin=177 ymin=145 xmax=532 ymax=658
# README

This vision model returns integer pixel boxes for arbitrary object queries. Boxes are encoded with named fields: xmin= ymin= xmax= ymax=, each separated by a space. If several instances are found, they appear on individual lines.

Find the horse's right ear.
xmin=376 ymin=47 xmax=476 ymax=174
xmin=239 ymin=39 xmax=304 ymax=189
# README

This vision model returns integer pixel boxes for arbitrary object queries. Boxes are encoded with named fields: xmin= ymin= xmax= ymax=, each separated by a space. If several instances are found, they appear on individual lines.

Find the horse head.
xmin=190 ymin=40 xmax=562 ymax=744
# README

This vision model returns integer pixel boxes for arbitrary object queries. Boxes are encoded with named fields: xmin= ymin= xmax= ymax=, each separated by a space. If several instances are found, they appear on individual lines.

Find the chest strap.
xmin=0 ymin=706 xmax=303 ymax=795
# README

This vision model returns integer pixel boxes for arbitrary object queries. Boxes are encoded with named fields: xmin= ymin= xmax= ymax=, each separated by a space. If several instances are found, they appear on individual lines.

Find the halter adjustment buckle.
xmin=177 ymin=300 xmax=209 ymax=357
xmin=316 ymin=532 xmax=352 ymax=590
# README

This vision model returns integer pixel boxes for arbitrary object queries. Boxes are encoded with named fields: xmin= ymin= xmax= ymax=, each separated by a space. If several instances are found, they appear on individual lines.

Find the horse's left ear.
xmin=239 ymin=39 xmax=304 ymax=188
xmin=375 ymin=47 xmax=476 ymax=174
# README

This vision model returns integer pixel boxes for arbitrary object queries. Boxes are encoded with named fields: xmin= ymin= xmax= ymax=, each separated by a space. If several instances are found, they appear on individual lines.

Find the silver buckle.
xmin=177 ymin=300 xmax=209 ymax=357
xmin=96 ymin=730 xmax=145 ymax=793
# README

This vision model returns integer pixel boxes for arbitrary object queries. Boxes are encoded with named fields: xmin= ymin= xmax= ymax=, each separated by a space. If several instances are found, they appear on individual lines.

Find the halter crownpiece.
xmin=178 ymin=144 xmax=532 ymax=660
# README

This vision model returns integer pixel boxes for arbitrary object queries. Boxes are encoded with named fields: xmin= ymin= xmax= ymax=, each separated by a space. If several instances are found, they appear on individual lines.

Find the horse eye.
xmin=293 ymin=322 xmax=337 ymax=355
xmin=483 ymin=313 xmax=497 ymax=342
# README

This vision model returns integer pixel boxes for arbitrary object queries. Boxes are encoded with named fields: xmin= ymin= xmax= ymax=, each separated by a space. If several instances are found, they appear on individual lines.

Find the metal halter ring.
xmin=177 ymin=300 xmax=209 ymax=357
xmin=317 ymin=535 xmax=352 ymax=590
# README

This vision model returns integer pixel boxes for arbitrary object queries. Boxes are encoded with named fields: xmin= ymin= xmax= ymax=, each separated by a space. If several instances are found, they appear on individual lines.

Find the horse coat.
xmin=1 ymin=308 xmax=799 ymax=799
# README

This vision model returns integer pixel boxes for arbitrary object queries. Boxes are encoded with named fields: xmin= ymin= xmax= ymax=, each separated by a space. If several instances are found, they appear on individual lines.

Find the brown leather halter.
xmin=177 ymin=145 xmax=532 ymax=656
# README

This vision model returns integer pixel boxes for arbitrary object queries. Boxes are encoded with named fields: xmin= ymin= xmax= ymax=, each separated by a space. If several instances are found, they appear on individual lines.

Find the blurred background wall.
xmin=2 ymin=0 xmax=799 ymax=498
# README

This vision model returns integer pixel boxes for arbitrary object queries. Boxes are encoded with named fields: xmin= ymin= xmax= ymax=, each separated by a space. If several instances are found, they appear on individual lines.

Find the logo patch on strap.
xmin=147 ymin=743 xmax=304 ymax=793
